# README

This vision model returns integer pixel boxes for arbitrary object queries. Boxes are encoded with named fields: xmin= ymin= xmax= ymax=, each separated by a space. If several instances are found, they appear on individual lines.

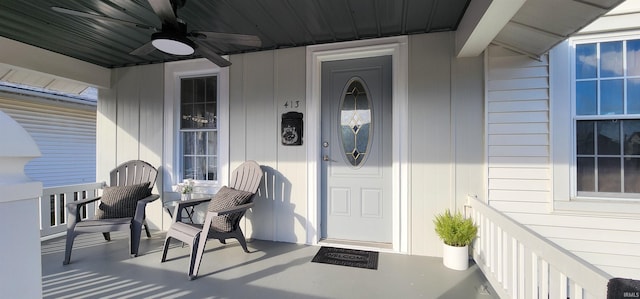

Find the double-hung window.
xmin=574 ymin=37 xmax=640 ymax=198
xmin=180 ymin=76 xmax=218 ymax=181
xmin=164 ymin=60 xmax=229 ymax=194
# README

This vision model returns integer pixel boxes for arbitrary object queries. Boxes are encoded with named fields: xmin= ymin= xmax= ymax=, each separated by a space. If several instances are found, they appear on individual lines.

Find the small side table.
xmin=163 ymin=193 xmax=214 ymax=223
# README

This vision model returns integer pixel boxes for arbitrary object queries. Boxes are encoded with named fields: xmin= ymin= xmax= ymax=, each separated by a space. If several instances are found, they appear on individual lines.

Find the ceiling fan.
xmin=51 ymin=0 xmax=261 ymax=67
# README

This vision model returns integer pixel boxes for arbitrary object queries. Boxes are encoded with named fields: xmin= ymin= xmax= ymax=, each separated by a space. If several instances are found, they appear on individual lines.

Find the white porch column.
xmin=0 ymin=110 xmax=43 ymax=298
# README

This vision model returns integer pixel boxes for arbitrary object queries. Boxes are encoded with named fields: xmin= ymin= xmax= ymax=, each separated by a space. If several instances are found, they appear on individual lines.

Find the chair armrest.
xmin=209 ymin=202 xmax=255 ymax=216
xmin=138 ymin=193 xmax=160 ymax=204
xmin=133 ymin=194 xmax=160 ymax=222
xmin=66 ymin=196 xmax=102 ymax=227
xmin=171 ymin=197 xmax=213 ymax=223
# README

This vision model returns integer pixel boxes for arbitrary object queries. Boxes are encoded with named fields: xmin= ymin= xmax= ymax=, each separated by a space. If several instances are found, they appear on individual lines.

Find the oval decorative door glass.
xmin=339 ymin=78 xmax=372 ymax=167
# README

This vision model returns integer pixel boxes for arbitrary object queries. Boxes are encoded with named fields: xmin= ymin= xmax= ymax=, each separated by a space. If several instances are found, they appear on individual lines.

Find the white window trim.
xmin=551 ymin=34 xmax=640 ymax=215
xmin=163 ymin=58 xmax=229 ymax=195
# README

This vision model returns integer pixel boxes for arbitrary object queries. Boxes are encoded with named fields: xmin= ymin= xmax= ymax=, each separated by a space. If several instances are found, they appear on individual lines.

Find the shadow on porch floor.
xmin=41 ymin=232 xmax=498 ymax=299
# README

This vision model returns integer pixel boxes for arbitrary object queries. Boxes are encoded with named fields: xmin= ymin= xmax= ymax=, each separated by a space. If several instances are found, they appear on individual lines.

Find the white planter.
xmin=442 ymin=243 xmax=469 ymax=270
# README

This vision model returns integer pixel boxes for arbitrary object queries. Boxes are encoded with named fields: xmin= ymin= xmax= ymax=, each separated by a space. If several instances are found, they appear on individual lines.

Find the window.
xmin=180 ymin=76 xmax=218 ymax=181
xmin=163 ymin=59 xmax=229 ymax=194
xmin=574 ymin=38 xmax=640 ymax=197
xmin=340 ymin=78 xmax=372 ymax=167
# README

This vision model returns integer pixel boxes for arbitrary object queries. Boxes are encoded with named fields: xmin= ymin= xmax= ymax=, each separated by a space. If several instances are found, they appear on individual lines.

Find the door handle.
xmin=323 ymin=155 xmax=330 ymax=161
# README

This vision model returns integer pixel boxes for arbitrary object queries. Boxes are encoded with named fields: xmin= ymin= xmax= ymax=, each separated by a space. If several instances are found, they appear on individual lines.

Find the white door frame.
xmin=305 ymin=36 xmax=409 ymax=253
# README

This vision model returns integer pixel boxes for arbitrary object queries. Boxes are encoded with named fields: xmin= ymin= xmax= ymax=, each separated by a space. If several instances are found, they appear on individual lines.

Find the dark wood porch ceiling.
xmin=0 ymin=0 xmax=469 ymax=68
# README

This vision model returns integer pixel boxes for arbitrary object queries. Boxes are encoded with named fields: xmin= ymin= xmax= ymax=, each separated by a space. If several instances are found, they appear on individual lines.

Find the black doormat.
xmin=311 ymin=246 xmax=379 ymax=270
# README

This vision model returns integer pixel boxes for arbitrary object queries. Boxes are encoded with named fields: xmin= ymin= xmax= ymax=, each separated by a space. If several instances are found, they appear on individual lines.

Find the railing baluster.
xmin=532 ymin=252 xmax=539 ymax=299
xmin=467 ymin=196 xmax=611 ymax=299
xmin=541 ymin=260 xmax=549 ymax=298
xmin=574 ymin=281 xmax=585 ymax=299
xmin=512 ymin=237 xmax=518 ymax=298
xmin=38 ymin=182 xmax=104 ymax=238
xmin=489 ymin=219 xmax=495 ymax=274
xmin=560 ymin=273 xmax=568 ymax=299
xmin=498 ymin=226 xmax=504 ymax=283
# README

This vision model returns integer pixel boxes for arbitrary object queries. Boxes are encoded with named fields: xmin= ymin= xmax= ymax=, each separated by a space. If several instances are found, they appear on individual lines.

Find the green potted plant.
xmin=433 ymin=209 xmax=478 ymax=270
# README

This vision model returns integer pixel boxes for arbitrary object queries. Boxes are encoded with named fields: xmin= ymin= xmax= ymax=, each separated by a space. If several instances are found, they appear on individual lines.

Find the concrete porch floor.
xmin=41 ymin=231 xmax=498 ymax=299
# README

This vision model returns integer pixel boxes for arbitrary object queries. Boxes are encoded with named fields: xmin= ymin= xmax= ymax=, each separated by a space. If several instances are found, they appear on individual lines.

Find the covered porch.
xmin=41 ymin=231 xmax=496 ymax=299
xmin=34 ymin=183 xmax=614 ymax=299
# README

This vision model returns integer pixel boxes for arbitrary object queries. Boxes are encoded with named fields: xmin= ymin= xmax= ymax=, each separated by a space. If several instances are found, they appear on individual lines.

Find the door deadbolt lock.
xmin=322 ymin=141 xmax=329 ymax=148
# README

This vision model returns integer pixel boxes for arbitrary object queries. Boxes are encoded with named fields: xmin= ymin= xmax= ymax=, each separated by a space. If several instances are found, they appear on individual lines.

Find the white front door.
xmin=320 ymin=55 xmax=392 ymax=244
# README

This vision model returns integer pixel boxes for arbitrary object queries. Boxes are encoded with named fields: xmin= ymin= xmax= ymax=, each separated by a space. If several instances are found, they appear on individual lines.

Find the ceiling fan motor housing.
xmin=152 ymin=21 xmax=196 ymax=56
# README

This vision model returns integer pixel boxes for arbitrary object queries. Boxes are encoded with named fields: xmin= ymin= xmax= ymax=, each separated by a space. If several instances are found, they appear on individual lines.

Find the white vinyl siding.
xmin=0 ymin=96 xmax=95 ymax=187
xmin=489 ymin=43 xmax=640 ymax=279
xmin=486 ymin=45 xmax=551 ymax=212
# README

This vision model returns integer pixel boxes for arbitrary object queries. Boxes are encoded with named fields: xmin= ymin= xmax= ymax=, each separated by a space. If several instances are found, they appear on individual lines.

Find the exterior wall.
xmin=229 ymin=47 xmax=308 ymax=243
xmin=408 ymin=33 xmax=485 ymax=256
xmin=98 ymin=64 xmax=164 ymax=229
xmin=225 ymin=32 xmax=485 ymax=255
xmin=486 ymin=45 xmax=551 ymax=211
xmin=0 ymin=95 xmax=96 ymax=187
xmin=486 ymin=44 xmax=640 ymax=279
xmin=100 ymin=32 xmax=485 ymax=257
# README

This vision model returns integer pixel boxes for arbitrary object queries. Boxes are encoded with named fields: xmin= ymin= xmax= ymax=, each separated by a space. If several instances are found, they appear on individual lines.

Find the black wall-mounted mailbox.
xmin=281 ymin=111 xmax=303 ymax=146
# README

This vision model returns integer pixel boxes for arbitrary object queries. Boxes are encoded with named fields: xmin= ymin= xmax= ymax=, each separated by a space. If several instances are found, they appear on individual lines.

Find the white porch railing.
xmin=467 ymin=196 xmax=612 ymax=299
xmin=39 ymin=182 xmax=104 ymax=238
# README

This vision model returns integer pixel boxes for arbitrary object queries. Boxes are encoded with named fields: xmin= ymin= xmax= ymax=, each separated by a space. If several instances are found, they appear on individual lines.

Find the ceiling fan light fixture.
xmin=151 ymin=31 xmax=195 ymax=55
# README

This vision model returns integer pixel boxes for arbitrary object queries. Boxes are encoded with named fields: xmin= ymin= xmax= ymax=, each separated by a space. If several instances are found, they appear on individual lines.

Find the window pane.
xmin=207 ymin=131 xmax=218 ymax=155
xmin=597 ymin=120 xmax=621 ymax=155
xmin=183 ymin=156 xmax=194 ymax=179
xmin=195 ymin=157 xmax=207 ymax=180
xmin=600 ymin=79 xmax=623 ymax=115
xmin=204 ymin=103 xmax=217 ymax=129
xmin=576 ymin=43 xmax=597 ymax=79
xmin=598 ymin=157 xmax=621 ymax=192
xmin=624 ymin=158 xmax=640 ymax=193
xmin=182 ymin=132 xmax=194 ymax=155
xmin=628 ymin=78 xmax=640 ymax=114
xmin=577 ymin=157 xmax=595 ymax=192
xmin=207 ymin=157 xmax=217 ymax=180
xmin=182 ymin=76 xmax=216 ymax=129
xmin=627 ymin=39 xmax=640 ymax=76
xmin=340 ymin=79 xmax=372 ymax=167
xmin=195 ymin=131 xmax=206 ymax=155
xmin=576 ymin=121 xmax=595 ymax=155
xmin=194 ymin=78 xmax=205 ymax=102
xmin=600 ymin=41 xmax=623 ymax=77
xmin=576 ymin=81 xmax=597 ymax=115
xmin=181 ymin=79 xmax=193 ymax=103
xmin=624 ymin=120 xmax=640 ymax=155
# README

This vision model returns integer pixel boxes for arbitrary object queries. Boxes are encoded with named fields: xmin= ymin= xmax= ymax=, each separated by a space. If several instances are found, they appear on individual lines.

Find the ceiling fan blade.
xmin=129 ymin=41 xmax=156 ymax=56
xmin=147 ymin=0 xmax=178 ymax=28
xmin=191 ymin=31 xmax=262 ymax=48
xmin=193 ymin=40 xmax=231 ymax=67
xmin=51 ymin=6 xmax=154 ymax=30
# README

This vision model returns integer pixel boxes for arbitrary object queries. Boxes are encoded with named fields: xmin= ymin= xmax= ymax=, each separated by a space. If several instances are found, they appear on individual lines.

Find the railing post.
xmin=0 ymin=110 xmax=43 ymax=298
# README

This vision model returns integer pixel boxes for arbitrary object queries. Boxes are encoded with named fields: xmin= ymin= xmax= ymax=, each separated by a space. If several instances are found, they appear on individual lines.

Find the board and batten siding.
xmin=98 ymin=64 xmax=164 ymax=229
xmin=0 ymin=95 xmax=95 ymax=187
xmin=487 ymin=44 xmax=640 ymax=279
xmin=229 ymin=47 xmax=308 ymax=244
